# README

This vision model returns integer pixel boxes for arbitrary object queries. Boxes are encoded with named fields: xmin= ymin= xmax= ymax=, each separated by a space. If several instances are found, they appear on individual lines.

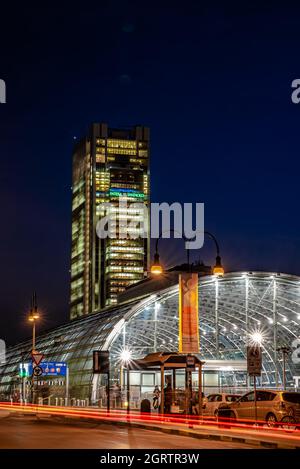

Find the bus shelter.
xmin=127 ymin=352 xmax=204 ymax=415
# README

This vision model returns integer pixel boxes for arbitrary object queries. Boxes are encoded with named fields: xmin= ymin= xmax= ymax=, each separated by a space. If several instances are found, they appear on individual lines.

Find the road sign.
xmin=247 ymin=345 xmax=262 ymax=376
xmin=42 ymin=362 xmax=67 ymax=376
xmin=27 ymin=362 xmax=67 ymax=376
xmin=33 ymin=365 xmax=43 ymax=377
xmin=31 ymin=352 xmax=44 ymax=366
xmin=93 ymin=351 xmax=109 ymax=374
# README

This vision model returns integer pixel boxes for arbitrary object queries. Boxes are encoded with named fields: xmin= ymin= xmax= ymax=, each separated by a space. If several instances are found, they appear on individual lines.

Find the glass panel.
xmin=142 ymin=373 xmax=155 ymax=386
xmin=129 ymin=372 xmax=140 ymax=386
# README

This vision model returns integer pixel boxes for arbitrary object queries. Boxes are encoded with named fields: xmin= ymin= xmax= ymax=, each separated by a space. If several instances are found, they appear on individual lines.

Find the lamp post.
xmin=277 ymin=346 xmax=291 ymax=390
xmin=28 ymin=292 xmax=40 ymax=353
xmin=28 ymin=292 xmax=40 ymax=404
xmin=150 ymin=230 xmax=224 ymax=277
xmin=120 ymin=349 xmax=132 ymax=414
xmin=250 ymin=331 xmax=263 ymax=425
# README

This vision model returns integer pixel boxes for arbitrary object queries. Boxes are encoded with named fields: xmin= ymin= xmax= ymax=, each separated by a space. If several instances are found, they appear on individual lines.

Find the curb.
xmin=46 ymin=414 xmax=300 ymax=449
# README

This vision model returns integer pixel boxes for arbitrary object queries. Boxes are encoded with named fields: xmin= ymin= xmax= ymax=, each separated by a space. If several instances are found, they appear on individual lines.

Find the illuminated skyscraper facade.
xmin=70 ymin=123 xmax=150 ymax=319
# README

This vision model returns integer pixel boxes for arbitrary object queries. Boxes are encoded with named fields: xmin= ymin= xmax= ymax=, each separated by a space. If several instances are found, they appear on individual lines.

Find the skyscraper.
xmin=70 ymin=123 xmax=150 ymax=319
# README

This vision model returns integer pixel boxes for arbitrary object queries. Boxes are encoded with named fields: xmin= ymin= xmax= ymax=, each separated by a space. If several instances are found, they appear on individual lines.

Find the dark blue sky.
xmin=1 ymin=2 xmax=300 ymax=344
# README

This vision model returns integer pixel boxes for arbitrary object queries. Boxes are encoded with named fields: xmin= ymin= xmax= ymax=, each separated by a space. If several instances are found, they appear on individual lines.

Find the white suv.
xmin=203 ymin=393 xmax=240 ymax=417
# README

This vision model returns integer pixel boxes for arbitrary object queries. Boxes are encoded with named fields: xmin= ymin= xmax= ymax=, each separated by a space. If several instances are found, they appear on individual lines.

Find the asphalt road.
xmin=0 ymin=415 xmax=257 ymax=449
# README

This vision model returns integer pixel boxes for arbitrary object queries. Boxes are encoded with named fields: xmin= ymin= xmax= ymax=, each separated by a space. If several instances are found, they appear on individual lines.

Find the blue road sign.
xmin=23 ymin=362 xmax=68 ymax=376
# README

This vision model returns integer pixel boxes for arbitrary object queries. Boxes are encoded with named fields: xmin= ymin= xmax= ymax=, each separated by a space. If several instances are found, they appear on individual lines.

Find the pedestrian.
xmin=164 ymin=382 xmax=172 ymax=414
xmin=116 ymin=384 xmax=121 ymax=408
xmin=191 ymin=391 xmax=199 ymax=415
xmin=152 ymin=385 xmax=160 ymax=409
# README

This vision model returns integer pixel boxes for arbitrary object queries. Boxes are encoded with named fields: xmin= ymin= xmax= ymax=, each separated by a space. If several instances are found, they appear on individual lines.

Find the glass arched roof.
xmin=1 ymin=272 xmax=300 ymax=398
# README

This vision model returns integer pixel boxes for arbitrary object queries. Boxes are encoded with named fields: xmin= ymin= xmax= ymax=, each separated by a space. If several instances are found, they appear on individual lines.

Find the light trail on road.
xmin=1 ymin=402 xmax=300 ymax=446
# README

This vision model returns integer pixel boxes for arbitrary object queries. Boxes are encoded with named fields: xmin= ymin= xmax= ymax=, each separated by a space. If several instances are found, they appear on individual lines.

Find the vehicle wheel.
xmin=280 ymin=415 xmax=297 ymax=432
xmin=266 ymin=413 xmax=277 ymax=427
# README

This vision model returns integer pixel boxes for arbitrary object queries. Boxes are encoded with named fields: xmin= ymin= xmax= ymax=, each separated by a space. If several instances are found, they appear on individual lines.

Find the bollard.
xmin=48 ymin=397 xmax=51 ymax=406
xmin=76 ymin=399 xmax=80 ymax=406
xmin=55 ymin=397 xmax=58 ymax=406
xmin=60 ymin=398 xmax=64 ymax=406
xmin=85 ymin=398 xmax=89 ymax=407
xmin=10 ymin=397 xmax=13 ymax=405
xmin=65 ymin=397 xmax=68 ymax=406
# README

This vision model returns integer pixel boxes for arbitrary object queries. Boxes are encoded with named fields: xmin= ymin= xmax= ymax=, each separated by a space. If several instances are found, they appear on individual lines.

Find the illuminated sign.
xmin=96 ymin=189 xmax=145 ymax=199
xmin=179 ymin=273 xmax=199 ymax=353
xmin=109 ymin=190 xmax=144 ymax=198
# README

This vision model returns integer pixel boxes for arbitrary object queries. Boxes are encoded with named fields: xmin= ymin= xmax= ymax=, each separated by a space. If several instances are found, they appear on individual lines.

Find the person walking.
xmin=191 ymin=391 xmax=199 ymax=415
xmin=152 ymin=385 xmax=160 ymax=409
xmin=164 ymin=382 xmax=172 ymax=414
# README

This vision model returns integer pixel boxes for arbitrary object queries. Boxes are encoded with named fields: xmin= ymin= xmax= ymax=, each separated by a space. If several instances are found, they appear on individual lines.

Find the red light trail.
xmin=1 ymin=402 xmax=299 ymax=444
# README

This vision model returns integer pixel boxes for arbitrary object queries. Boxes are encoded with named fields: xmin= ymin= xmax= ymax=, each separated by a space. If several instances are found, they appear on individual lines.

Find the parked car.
xmin=218 ymin=389 xmax=300 ymax=426
xmin=203 ymin=393 xmax=240 ymax=417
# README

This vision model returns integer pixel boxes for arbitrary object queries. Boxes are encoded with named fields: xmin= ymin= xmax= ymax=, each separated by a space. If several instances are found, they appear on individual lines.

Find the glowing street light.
xmin=119 ymin=348 xmax=132 ymax=414
xmin=150 ymin=252 xmax=163 ymax=275
xmin=28 ymin=292 xmax=41 ymax=405
xmin=28 ymin=310 xmax=40 ymax=321
xmin=150 ymin=230 xmax=224 ymax=276
xmin=120 ymin=348 xmax=132 ymax=364
xmin=212 ymin=255 xmax=224 ymax=277
xmin=250 ymin=331 xmax=264 ymax=346
xmin=28 ymin=292 xmax=40 ymax=352
xmin=248 ymin=330 xmax=264 ymax=425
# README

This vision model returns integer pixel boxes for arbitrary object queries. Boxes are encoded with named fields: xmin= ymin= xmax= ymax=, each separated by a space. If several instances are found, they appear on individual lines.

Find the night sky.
xmin=1 ymin=2 xmax=300 ymax=345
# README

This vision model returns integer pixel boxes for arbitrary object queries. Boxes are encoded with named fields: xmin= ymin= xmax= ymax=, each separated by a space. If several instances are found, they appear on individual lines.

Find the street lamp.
xmin=28 ymin=292 xmax=40 ymax=405
xmin=120 ymin=348 xmax=132 ymax=414
xmin=28 ymin=292 xmax=40 ymax=353
xmin=249 ymin=330 xmax=264 ymax=425
xmin=150 ymin=252 xmax=163 ymax=275
xmin=212 ymin=255 xmax=224 ymax=277
xmin=150 ymin=230 xmax=224 ymax=277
